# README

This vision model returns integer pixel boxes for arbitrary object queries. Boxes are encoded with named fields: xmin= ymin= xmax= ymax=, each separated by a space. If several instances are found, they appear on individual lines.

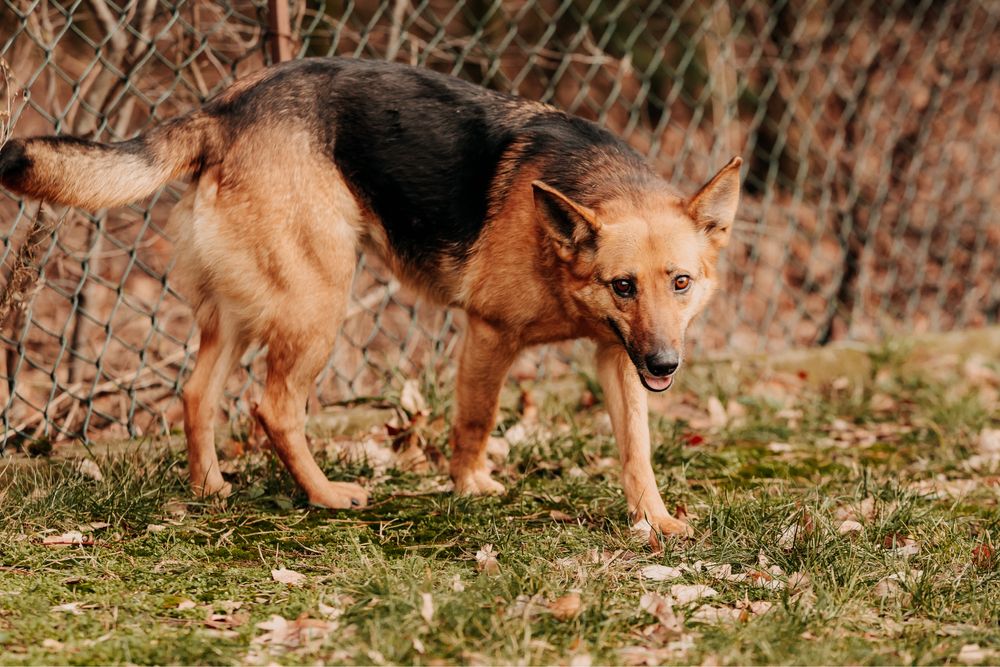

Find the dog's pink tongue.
xmin=643 ymin=374 xmax=673 ymax=391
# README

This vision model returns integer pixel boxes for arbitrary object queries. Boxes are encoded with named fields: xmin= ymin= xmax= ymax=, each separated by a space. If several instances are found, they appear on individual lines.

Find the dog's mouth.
xmin=638 ymin=371 xmax=674 ymax=393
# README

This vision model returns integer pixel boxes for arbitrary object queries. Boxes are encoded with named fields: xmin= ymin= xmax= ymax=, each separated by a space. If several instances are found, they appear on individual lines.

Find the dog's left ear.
xmin=532 ymin=180 xmax=600 ymax=262
xmin=687 ymin=156 xmax=742 ymax=249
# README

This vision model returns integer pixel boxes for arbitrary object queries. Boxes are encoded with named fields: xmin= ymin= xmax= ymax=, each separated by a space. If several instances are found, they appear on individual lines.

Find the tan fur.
xmin=15 ymin=114 xmax=214 ymax=210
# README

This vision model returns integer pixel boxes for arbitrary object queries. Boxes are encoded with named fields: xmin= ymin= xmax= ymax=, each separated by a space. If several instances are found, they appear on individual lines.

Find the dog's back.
xmin=0 ymin=58 xmax=653 ymax=277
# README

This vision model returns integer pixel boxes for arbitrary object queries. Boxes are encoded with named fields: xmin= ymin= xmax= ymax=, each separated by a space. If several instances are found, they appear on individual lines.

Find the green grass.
xmin=1 ymin=344 xmax=998 ymax=665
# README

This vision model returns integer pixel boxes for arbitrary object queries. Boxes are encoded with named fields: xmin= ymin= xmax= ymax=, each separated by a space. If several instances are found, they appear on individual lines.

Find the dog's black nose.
xmin=645 ymin=350 xmax=680 ymax=377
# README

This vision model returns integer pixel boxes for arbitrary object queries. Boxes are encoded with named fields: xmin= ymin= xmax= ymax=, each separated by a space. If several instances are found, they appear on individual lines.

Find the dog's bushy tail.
xmin=0 ymin=112 xmax=213 ymax=210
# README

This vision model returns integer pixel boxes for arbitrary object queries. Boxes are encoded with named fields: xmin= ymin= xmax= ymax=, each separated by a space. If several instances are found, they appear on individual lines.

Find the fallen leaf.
xmin=786 ymin=571 xmax=811 ymax=593
xmin=252 ymin=614 xmax=336 ymax=650
xmin=420 ymin=592 xmax=434 ymax=623
xmin=690 ymin=605 xmax=742 ymax=623
xmin=979 ymin=429 xmax=1000 ymax=454
xmin=777 ymin=523 xmax=800 ymax=549
xmin=640 ymin=564 xmax=683 ymax=581
xmin=972 ymin=544 xmax=995 ymax=570
xmin=874 ymin=570 xmax=921 ymax=600
xmin=452 ymin=574 xmax=465 ymax=592
xmin=669 ymin=584 xmax=718 ymax=605
xmin=630 ymin=519 xmax=653 ymax=542
xmin=271 ymin=568 xmax=306 ymax=586
xmin=146 ymin=524 xmax=166 ymax=533
xmin=412 ymin=637 xmax=425 ymax=654
xmin=176 ymin=599 xmax=197 ymax=610
xmin=639 ymin=592 xmax=682 ymax=633
xmin=549 ymin=509 xmax=575 ymax=522
xmin=837 ymin=520 xmax=864 ymax=535
xmin=707 ymin=396 xmax=727 ymax=428
xmin=475 ymin=544 xmax=500 ymax=575
xmin=317 ymin=602 xmax=342 ymax=620
xmin=547 ymin=592 xmax=582 ymax=620
xmin=76 ymin=458 xmax=104 ymax=481
xmin=957 ymin=643 xmax=990 ymax=665
xmin=882 ymin=534 xmax=920 ymax=557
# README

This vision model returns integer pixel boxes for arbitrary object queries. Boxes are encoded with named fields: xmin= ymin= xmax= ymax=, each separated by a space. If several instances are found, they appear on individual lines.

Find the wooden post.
xmin=267 ymin=0 xmax=293 ymax=63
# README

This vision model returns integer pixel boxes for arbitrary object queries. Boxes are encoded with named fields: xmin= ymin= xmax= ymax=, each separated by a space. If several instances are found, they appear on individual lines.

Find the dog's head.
xmin=533 ymin=157 xmax=742 ymax=391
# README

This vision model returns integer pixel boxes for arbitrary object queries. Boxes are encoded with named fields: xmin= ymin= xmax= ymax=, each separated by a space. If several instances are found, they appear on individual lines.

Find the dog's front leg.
xmin=449 ymin=315 xmax=519 ymax=496
xmin=595 ymin=342 xmax=692 ymax=536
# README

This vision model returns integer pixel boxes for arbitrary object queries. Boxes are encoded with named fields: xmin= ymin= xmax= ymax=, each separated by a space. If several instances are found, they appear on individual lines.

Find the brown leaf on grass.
xmin=271 ymin=568 xmax=306 ymax=586
xmin=549 ymin=509 xmax=575 ymax=522
xmin=639 ymin=592 xmax=683 ymax=633
xmin=972 ymin=544 xmax=995 ymax=570
xmin=835 ymin=496 xmax=878 ymax=523
xmin=690 ymin=605 xmax=743 ymax=624
xmin=204 ymin=609 xmax=249 ymax=630
xmin=669 ymin=584 xmax=718 ymax=605
xmin=251 ymin=614 xmax=337 ymax=649
xmin=909 ymin=477 xmax=979 ymax=499
xmin=475 ymin=544 xmax=500 ymax=575
xmin=967 ymin=428 xmax=1000 ymax=469
xmin=707 ymin=396 xmax=728 ymax=429
xmin=547 ymin=592 xmax=582 ymax=620
xmin=640 ymin=565 xmax=683 ymax=581
xmin=75 ymin=458 xmax=104 ymax=481
xmin=42 ymin=531 xmax=93 ymax=547
xmin=882 ymin=534 xmax=920 ymax=557
xmin=837 ymin=519 xmax=864 ymax=535
xmin=957 ymin=643 xmax=995 ymax=665
xmin=618 ymin=639 xmax=696 ymax=666
xmin=874 ymin=570 xmax=921 ymax=601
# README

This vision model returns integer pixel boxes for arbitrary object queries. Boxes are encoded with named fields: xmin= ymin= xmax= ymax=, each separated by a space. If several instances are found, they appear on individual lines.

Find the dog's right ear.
xmin=532 ymin=180 xmax=600 ymax=262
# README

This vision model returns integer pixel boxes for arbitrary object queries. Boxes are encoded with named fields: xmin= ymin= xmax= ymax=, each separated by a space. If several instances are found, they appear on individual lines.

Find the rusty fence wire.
xmin=1 ymin=0 xmax=997 ymax=447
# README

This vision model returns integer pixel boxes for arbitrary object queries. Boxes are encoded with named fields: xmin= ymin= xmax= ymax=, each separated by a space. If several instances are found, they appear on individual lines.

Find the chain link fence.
xmin=1 ymin=0 xmax=998 ymax=446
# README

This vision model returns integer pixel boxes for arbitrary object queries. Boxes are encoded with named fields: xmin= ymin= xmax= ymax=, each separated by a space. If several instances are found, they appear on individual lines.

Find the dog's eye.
xmin=673 ymin=275 xmax=692 ymax=292
xmin=611 ymin=278 xmax=636 ymax=297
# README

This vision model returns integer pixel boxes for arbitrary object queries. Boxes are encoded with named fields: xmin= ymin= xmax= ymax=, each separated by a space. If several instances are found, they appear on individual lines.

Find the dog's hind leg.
xmin=253 ymin=299 xmax=368 ymax=509
xmin=595 ymin=342 xmax=692 ymax=536
xmin=182 ymin=305 xmax=248 ymax=497
xmin=449 ymin=315 xmax=520 ymax=496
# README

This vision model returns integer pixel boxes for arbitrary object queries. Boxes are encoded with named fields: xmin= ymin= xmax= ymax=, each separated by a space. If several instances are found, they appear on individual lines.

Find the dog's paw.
xmin=452 ymin=469 xmax=506 ymax=496
xmin=652 ymin=513 xmax=694 ymax=538
xmin=308 ymin=481 xmax=368 ymax=509
xmin=191 ymin=476 xmax=232 ymax=500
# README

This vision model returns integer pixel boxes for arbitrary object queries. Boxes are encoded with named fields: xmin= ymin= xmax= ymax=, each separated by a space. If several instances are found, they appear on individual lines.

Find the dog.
xmin=0 ymin=57 xmax=740 ymax=535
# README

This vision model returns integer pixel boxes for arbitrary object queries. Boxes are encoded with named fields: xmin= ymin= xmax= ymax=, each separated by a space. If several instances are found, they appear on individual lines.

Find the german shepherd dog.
xmin=0 ymin=58 xmax=740 ymax=536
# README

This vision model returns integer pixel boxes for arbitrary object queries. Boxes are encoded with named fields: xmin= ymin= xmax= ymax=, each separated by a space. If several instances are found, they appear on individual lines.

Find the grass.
xmin=1 ymin=341 xmax=998 ymax=665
